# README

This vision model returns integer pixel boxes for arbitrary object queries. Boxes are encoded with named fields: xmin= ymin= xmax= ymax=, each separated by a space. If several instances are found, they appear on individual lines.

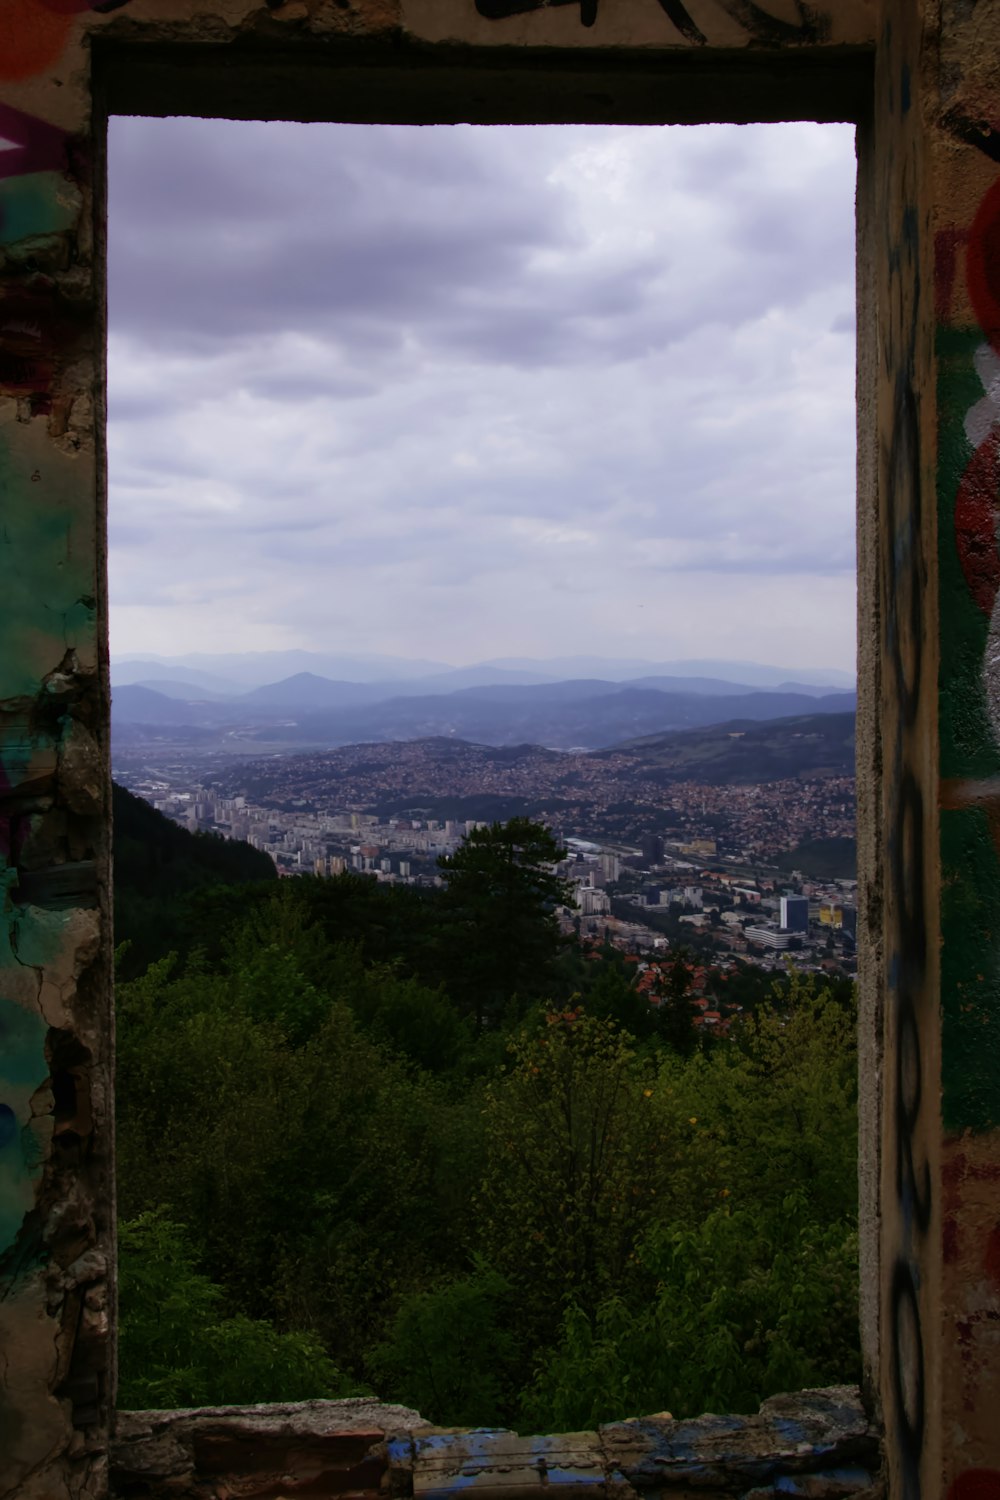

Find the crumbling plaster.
xmin=2 ymin=2 xmax=1000 ymax=1498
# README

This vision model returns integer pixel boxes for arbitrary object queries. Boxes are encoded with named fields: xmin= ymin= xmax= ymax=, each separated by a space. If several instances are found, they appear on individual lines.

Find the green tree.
xmin=524 ymin=977 xmax=860 ymax=1429
xmin=370 ymin=1263 xmax=518 ymax=1426
xmin=655 ymin=957 xmax=699 ymax=1058
xmin=118 ymin=1210 xmax=361 ymax=1408
xmin=477 ymin=1011 xmax=669 ymax=1355
xmin=114 ymin=943 xmax=484 ymax=1373
xmin=525 ymin=1199 xmax=858 ymax=1431
xmin=436 ymin=818 xmax=573 ymax=1028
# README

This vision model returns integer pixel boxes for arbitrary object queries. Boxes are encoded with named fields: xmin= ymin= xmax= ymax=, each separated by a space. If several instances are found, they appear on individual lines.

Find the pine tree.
xmin=436 ymin=818 xmax=572 ymax=1029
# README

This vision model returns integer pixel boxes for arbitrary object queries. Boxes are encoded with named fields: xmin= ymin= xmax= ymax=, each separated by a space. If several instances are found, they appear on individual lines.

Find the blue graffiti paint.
xmin=772 ymin=1417 xmax=810 ymax=1445
xmin=543 ymin=1469 xmax=602 ymax=1487
xmin=775 ymin=1468 xmax=874 ymax=1496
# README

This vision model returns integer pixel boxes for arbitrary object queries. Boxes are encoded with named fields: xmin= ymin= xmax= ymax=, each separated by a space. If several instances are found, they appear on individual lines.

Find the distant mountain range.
xmin=113 ymin=650 xmax=854 ymax=695
xmin=111 ymin=657 xmax=856 ymax=755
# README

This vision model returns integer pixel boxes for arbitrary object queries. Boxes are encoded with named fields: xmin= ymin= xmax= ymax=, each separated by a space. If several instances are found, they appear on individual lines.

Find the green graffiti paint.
xmin=0 ymin=894 xmax=70 ymax=972
xmin=938 ymin=323 xmax=1000 ymax=1130
xmin=0 ymin=997 xmax=49 ymax=1259
xmin=0 ymin=425 xmax=96 ymax=700
xmin=940 ymin=808 xmax=1000 ymax=1130
xmin=0 ymin=173 xmax=78 ymax=246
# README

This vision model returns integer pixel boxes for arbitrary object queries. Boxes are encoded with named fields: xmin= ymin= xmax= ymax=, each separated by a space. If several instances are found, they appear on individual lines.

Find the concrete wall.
xmin=1 ymin=9 xmax=115 ymax=1499
xmin=2 ymin=2 xmax=1000 ymax=1497
xmin=931 ymin=4 xmax=1000 ymax=1496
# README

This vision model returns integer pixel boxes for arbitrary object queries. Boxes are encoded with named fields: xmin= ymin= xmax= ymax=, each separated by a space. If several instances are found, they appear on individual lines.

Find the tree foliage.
xmin=436 ymin=817 xmax=572 ymax=1027
xmin=117 ymin=1210 xmax=361 ymax=1408
xmin=114 ymin=806 xmax=859 ymax=1427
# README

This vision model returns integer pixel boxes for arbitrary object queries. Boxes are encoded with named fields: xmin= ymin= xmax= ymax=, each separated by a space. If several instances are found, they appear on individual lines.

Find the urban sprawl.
xmin=116 ymin=738 xmax=857 ymax=1018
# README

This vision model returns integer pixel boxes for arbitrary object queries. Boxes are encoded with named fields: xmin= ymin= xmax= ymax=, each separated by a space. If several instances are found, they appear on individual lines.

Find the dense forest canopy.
xmin=114 ymin=794 xmax=859 ymax=1428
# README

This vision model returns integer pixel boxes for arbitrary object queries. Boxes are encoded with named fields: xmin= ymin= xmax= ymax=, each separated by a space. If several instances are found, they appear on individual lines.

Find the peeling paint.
xmin=0 ymin=997 xmax=49 ymax=1264
xmin=0 ymin=426 xmax=97 ymax=701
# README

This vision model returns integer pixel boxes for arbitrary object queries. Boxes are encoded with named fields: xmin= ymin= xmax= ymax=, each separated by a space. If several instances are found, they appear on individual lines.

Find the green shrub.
xmin=117 ymin=1210 xmax=363 ymax=1408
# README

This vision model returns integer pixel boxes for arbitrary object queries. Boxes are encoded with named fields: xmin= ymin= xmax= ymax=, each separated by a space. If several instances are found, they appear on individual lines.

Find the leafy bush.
xmin=371 ymin=1263 xmax=517 ymax=1426
xmin=117 ymin=1210 xmax=363 ymax=1408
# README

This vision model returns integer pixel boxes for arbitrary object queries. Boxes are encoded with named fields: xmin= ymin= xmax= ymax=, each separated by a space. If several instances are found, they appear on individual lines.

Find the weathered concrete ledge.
xmin=110 ymin=1387 xmax=881 ymax=1500
xmin=111 ymin=1398 xmax=431 ymax=1498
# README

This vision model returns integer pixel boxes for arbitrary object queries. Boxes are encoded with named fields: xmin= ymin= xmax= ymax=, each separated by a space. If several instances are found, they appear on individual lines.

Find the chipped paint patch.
xmin=0 ymin=996 xmax=49 ymax=1261
xmin=0 ymin=419 xmax=97 ymax=701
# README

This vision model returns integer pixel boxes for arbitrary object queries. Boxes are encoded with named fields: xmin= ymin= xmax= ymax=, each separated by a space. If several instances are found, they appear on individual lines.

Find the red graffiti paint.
xmin=955 ymin=428 xmax=1000 ymax=615
xmin=947 ymin=1470 xmax=1000 ymax=1500
xmin=0 ymin=0 xmax=134 ymax=81
xmin=969 ymin=178 xmax=1000 ymax=355
xmin=38 ymin=0 xmax=113 ymax=11
xmin=0 ymin=0 xmax=76 ymax=81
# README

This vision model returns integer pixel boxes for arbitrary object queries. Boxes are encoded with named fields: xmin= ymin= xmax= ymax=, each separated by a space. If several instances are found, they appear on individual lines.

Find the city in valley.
xmin=114 ymin=725 xmax=858 ymax=1014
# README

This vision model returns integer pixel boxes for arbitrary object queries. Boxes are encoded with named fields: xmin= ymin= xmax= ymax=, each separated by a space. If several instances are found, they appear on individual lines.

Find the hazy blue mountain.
xmin=111 ymin=667 xmax=857 ymax=751
xmin=113 ymin=661 xmax=241 ymax=695
xmin=129 ymin=678 xmax=235 ymax=701
xmin=445 ymin=678 xmax=632 ymax=704
xmin=661 ymin=659 xmax=854 ymax=689
xmin=482 ymin=656 xmax=855 ymax=688
xmin=246 ymin=687 xmax=856 ymax=752
xmin=627 ymin=674 xmax=773 ymax=697
xmin=402 ymin=665 xmax=557 ymax=691
xmin=111 ymin=685 xmax=210 ymax=725
xmin=237 ymin=673 xmax=383 ymax=710
xmin=230 ymin=673 xmax=553 ymax=710
xmin=771 ymin=680 xmax=856 ymax=698
xmin=116 ymin=650 xmax=451 ymax=689
xmin=112 ymin=650 xmax=854 ymax=694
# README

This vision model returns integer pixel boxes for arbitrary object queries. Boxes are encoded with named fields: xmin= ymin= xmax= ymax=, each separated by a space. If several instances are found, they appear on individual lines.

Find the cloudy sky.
xmin=108 ymin=118 xmax=857 ymax=673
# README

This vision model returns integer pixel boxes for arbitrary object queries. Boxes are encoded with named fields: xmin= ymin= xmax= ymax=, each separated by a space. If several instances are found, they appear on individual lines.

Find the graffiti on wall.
xmin=0 ymin=0 xmax=117 ymax=1308
xmin=0 ymin=997 xmax=50 ymax=1265
xmin=874 ymin=26 xmax=935 ymax=1500
xmin=936 ymin=149 xmax=1000 ymax=1135
xmin=884 ymin=185 xmax=931 ymax=1500
xmin=878 ymin=71 xmax=1000 ymax=1500
xmin=473 ymin=0 xmax=828 ymax=42
xmin=930 ymin=81 xmax=1000 ymax=1487
xmin=0 ymin=1 xmax=134 ymax=245
xmin=0 ymin=0 xmax=131 ymax=83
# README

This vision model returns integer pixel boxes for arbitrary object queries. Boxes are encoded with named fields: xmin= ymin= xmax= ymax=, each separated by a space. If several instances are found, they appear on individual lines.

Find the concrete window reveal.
xmin=0 ymin=4 xmax=996 ymax=1499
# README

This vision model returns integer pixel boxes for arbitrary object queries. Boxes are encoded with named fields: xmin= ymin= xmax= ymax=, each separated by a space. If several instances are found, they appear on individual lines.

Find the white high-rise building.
xmin=578 ymin=887 xmax=611 ymax=916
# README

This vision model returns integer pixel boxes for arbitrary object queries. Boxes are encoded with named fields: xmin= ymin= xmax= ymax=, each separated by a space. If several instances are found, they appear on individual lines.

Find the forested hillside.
xmin=113 ymin=780 xmax=276 ymax=976
xmin=114 ymin=800 xmax=859 ymax=1428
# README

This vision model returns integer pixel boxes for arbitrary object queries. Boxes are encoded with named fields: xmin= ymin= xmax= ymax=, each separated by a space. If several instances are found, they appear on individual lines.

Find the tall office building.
xmin=642 ymin=835 xmax=665 ymax=865
xmin=780 ymin=894 xmax=810 ymax=933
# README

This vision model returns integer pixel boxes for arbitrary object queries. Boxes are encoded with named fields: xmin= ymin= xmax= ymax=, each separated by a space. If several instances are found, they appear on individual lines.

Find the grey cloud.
xmin=108 ymin=120 xmax=858 ymax=670
xmin=109 ymin=119 xmax=851 ymax=378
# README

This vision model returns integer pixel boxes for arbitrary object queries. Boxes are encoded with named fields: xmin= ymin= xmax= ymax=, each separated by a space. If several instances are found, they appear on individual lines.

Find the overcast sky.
xmin=108 ymin=118 xmax=857 ymax=673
